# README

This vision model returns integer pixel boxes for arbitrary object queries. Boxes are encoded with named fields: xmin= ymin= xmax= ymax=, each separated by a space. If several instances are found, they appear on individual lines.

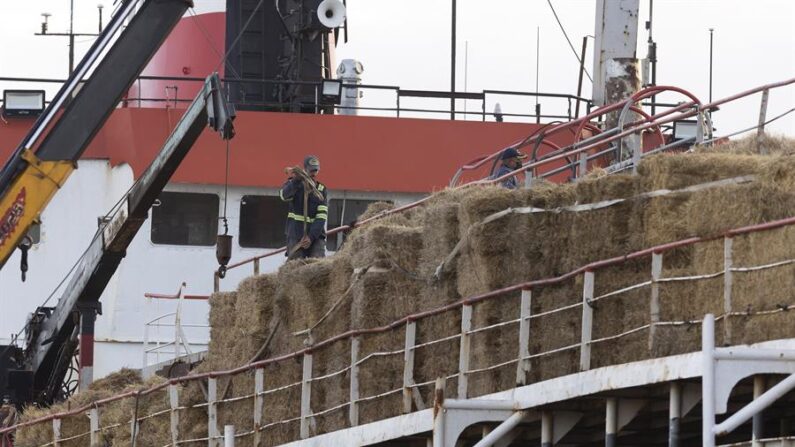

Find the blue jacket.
xmin=279 ymin=177 xmax=328 ymax=241
xmin=491 ymin=165 xmax=519 ymax=189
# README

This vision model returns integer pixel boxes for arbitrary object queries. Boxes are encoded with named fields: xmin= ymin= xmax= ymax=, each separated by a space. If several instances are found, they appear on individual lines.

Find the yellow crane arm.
xmin=0 ymin=150 xmax=75 ymax=268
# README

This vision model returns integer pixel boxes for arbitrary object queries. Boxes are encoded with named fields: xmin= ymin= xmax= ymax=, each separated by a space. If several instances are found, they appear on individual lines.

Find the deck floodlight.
xmin=672 ymin=119 xmax=698 ymax=142
xmin=2 ymin=90 xmax=46 ymax=117
xmin=321 ymin=79 xmax=343 ymax=104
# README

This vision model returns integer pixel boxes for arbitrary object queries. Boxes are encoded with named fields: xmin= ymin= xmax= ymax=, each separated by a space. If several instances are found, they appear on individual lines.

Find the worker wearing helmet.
xmin=280 ymin=155 xmax=328 ymax=259
xmin=491 ymin=148 xmax=527 ymax=189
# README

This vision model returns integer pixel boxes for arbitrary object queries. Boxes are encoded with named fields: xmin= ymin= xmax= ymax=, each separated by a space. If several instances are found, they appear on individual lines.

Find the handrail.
xmin=0 ymin=75 xmax=590 ymax=122
xmin=450 ymin=85 xmax=694 ymax=188
xmin=7 ymin=207 xmax=795 ymax=436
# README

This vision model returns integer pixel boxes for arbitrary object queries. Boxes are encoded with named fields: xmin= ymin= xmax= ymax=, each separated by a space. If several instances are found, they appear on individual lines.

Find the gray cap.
xmin=304 ymin=155 xmax=320 ymax=172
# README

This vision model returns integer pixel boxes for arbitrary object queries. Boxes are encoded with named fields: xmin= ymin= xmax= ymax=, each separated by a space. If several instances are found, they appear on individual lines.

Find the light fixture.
xmin=2 ymin=90 xmax=46 ymax=117
xmin=672 ymin=120 xmax=698 ymax=142
xmin=320 ymin=79 xmax=342 ymax=104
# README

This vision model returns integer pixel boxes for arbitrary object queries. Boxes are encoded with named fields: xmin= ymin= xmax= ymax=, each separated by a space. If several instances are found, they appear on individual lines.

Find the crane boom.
xmin=2 ymin=73 xmax=235 ymax=404
xmin=0 ymin=0 xmax=191 ymax=270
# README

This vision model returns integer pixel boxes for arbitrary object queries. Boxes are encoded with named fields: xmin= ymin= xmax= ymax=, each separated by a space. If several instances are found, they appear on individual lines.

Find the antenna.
xmin=98 ymin=5 xmax=105 ymax=33
xmin=40 ymin=13 xmax=51 ymax=35
xmin=34 ymin=3 xmax=102 ymax=75
xmin=535 ymin=26 xmax=540 ymax=123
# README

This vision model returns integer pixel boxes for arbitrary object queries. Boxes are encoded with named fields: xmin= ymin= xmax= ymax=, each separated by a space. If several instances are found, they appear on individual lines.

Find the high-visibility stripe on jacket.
xmin=279 ymin=176 xmax=328 ymax=241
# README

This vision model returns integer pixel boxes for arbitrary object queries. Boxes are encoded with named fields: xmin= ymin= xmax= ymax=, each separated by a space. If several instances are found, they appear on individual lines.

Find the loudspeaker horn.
xmin=317 ymin=0 xmax=346 ymax=29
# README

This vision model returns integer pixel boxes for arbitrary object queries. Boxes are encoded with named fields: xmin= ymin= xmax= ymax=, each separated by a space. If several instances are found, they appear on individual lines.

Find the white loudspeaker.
xmin=317 ymin=0 xmax=346 ymax=29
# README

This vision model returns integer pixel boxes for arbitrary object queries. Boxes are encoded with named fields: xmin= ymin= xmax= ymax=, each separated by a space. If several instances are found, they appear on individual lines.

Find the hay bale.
xmin=20 ymin=137 xmax=795 ymax=445
xmin=15 ymin=370 xmax=167 ymax=447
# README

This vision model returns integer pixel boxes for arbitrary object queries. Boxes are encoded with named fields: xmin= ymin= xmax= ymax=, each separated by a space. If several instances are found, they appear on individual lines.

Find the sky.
xmin=0 ymin=0 xmax=792 ymax=136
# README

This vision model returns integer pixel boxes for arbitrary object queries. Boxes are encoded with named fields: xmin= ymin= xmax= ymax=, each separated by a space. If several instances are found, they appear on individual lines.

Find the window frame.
xmin=150 ymin=191 xmax=220 ymax=247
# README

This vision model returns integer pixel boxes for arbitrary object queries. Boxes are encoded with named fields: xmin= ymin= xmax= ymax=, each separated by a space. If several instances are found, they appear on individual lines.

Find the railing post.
xmin=649 ymin=252 xmax=663 ymax=351
xmin=757 ymin=88 xmax=770 ymax=155
xmin=524 ymin=168 xmax=534 ymax=189
xmin=702 ymin=314 xmax=716 ymax=447
xmin=254 ymin=368 xmax=264 ymax=446
xmin=578 ymin=151 xmax=588 ymax=179
xmin=175 ymin=292 xmax=183 ymax=360
xmin=52 ymin=418 xmax=62 ymax=447
xmin=580 ymin=271 xmax=595 ymax=371
xmin=253 ymin=258 xmax=260 ymax=275
xmin=403 ymin=321 xmax=417 ymax=413
xmin=300 ymin=353 xmax=313 ymax=439
xmin=516 ymin=289 xmax=532 ymax=385
xmin=143 ymin=296 xmax=151 ymax=369
xmin=349 ymin=337 xmax=360 ymax=426
xmin=696 ymin=111 xmax=705 ymax=144
xmin=131 ymin=412 xmax=141 ymax=447
xmin=208 ymin=378 xmax=220 ymax=447
xmin=458 ymin=304 xmax=473 ymax=399
xmin=169 ymin=384 xmax=180 ymax=446
xmin=224 ymin=425 xmax=235 ymax=447
xmin=724 ymin=237 xmax=733 ymax=345
xmin=631 ymin=132 xmax=642 ymax=174
xmin=89 ymin=408 xmax=100 ymax=447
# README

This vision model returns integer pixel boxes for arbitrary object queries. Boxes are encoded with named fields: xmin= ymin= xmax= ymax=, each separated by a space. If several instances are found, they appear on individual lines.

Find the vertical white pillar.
xmin=300 ymin=353 xmax=313 ymax=439
xmin=757 ymin=89 xmax=770 ymax=154
xmin=723 ymin=237 xmax=733 ymax=344
xmin=208 ymin=378 xmax=220 ymax=447
xmin=403 ymin=321 xmax=417 ymax=413
xmin=52 ymin=418 xmax=62 ymax=447
xmin=224 ymin=425 xmax=235 ymax=447
xmin=605 ymin=398 xmax=618 ymax=447
xmin=169 ymin=384 xmax=180 ymax=446
xmin=649 ymin=253 xmax=663 ymax=351
xmin=702 ymin=314 xmax=716 ymax=447
xmin=516 ymin=289 xmax=532 ymax=385
xmin=541 ymin=411 xmax=553 ymax=447
xmin=458 ymin=305 xmax=473 ymax=399
xmin=580 ymin=271 xmax=595 ymax=371
xmin=89 ymin=408 xmax=100 ymax=447
xmin=349 ymin=337 xmax=360 ymax=426
xmin=669 ymin=382 xmax=681 ymax=447
xmin=254 ymin=369 xmax=264 ymax=446
xmin=753 ymin=375 xmax=766 ymax=445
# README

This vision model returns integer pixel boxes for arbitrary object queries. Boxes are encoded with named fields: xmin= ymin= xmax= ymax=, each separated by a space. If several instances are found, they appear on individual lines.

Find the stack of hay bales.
xmin=15 ymin=369 xmax=169 ymax=447
xmin=17 ymin=135 xmax=795 ymax=446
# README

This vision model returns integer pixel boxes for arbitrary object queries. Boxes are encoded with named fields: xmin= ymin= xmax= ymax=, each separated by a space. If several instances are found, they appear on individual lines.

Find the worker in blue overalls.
xmin=280 ymin=155 xmax=328 ymax=259
xmin=491 ymin=148 xmax=527 ymax=189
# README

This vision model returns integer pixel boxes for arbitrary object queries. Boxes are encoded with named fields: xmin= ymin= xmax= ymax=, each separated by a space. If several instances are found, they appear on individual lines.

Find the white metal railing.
xmin=142 ymin=282 xmax=210 ymax=370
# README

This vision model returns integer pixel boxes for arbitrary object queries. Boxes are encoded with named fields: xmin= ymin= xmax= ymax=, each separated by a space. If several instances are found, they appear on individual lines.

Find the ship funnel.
xmin=317 ymin=0 xmax=346 ymax=29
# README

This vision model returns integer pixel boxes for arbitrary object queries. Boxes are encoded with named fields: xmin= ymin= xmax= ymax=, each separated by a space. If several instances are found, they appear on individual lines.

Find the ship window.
xmin=151 ymin=192 xmax=219 ymax=246
xmin=239 ymin=195 xmax=289 ymax=249
xmin=327 ymin=199 xmax=392 ymax=251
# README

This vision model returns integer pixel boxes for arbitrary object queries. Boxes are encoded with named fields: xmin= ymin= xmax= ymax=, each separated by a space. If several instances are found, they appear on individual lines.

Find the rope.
xmin=434 ymin=175 xmax=756 ymax=278
xmin=221 ymin=139 xmax=230 ymax=235
xmin=546 ymin=0 xmax=592 ymax=82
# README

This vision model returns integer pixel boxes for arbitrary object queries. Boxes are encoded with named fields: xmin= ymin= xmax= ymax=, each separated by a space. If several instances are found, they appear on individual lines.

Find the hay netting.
xmin=20 ymin=135 xmax=795 ymax=444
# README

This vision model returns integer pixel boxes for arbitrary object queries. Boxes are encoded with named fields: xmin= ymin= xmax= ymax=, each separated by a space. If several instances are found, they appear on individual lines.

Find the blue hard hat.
xmin=304 ymin=155 xmax=320 ymax=172
xmin=501 ymin=148 xmax=527 ymax=160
